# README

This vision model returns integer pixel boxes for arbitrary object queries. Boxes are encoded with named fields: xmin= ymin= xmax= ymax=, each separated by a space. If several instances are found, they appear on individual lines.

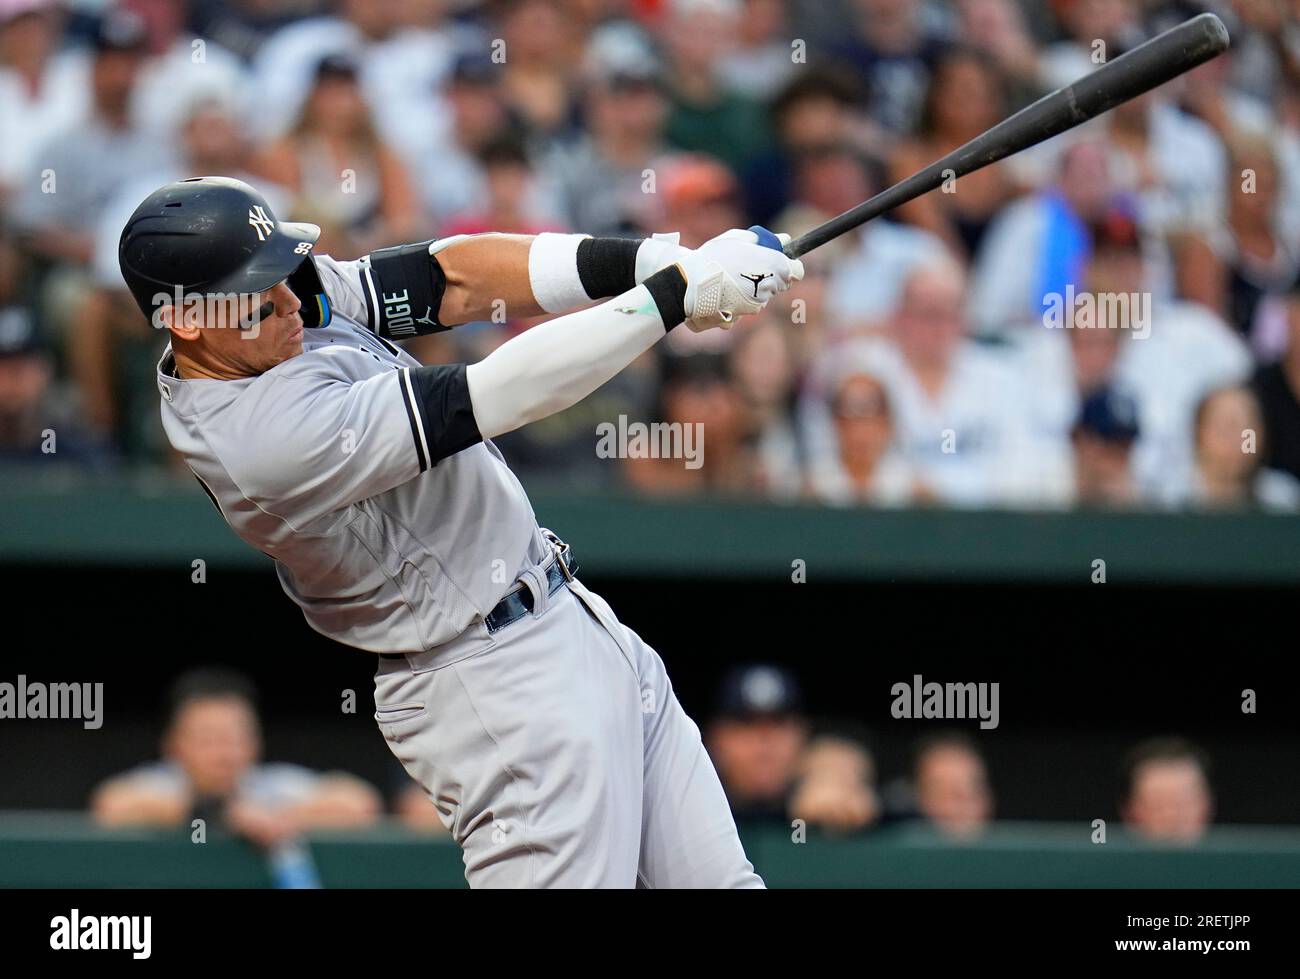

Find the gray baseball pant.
xmin=373 ymin=572 xmax=763 ymax=888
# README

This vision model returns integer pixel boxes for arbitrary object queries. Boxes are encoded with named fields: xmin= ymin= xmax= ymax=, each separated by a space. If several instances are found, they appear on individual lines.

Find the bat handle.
xmin=748 ymin=226 xmax=785 ymax=252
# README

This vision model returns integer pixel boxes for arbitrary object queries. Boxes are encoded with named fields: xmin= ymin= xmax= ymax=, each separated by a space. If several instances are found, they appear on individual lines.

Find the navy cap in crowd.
xmin=92 ymin=8 xmax=148 ymax=55
xmin=715 ymin=665 xmax=804 ymax=720
xmin=1075 ymin=386 xmax=1141 ymax=443
xmin=451 ymin=51 xmax=497 ymax=87
xmin=314 ymin=52 xmax=359 ymax=82
xmin=0 ymin=308 xmax=41 ymax=359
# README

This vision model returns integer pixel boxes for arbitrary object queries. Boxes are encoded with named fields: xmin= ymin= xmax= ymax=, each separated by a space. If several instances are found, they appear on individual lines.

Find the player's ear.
xmin=158 ymin=303 xmax=202 ymax=342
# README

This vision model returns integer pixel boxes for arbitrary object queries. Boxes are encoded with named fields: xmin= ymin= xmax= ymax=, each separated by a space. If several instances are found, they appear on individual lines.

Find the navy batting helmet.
xmin=118 ymin=176 xmax=332 ymax=328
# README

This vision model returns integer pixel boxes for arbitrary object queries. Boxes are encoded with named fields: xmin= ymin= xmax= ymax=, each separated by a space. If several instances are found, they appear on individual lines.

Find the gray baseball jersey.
xmin=157 ymin=253 xmax=544 ymax=652
xmin=156 ymin=250 xmax=760 ymax=887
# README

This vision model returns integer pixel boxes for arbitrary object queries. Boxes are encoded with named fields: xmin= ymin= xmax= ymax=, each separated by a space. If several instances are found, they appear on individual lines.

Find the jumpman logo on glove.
xmin=739 ymin=272 xmax=773 ymax=298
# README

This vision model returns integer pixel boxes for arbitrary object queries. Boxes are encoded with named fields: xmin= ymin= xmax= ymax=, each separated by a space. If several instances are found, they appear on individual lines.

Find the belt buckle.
xmin=540 ymin=528 xmax=576 ymax=582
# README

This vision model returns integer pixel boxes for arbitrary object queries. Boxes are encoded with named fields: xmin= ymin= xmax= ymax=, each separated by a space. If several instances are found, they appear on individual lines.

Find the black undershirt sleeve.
xmin=399 ymin=364 xmax=483 ymax=470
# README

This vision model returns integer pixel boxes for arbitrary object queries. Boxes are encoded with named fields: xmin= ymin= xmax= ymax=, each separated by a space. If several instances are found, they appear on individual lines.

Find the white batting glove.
xmin=635 ymin=232 xmax=691 ymax=284
xmin=678 ymin=227 xmax=805 ymax=332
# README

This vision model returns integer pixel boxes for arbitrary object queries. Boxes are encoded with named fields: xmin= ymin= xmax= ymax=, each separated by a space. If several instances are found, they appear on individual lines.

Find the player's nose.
xmin=271 ymin=282 xmax=301 ymax=317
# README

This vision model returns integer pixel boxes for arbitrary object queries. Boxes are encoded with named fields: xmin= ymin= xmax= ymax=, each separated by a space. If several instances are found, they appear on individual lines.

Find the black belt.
xmin=380 ymin=534 xmax=578 ymax=659
xmin=484 ymin=546 xmax=576 ymax=634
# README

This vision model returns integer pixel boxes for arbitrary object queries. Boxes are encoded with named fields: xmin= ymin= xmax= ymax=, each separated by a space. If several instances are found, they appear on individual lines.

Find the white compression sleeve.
xmin=465 ymin=285 xmax=668 ymax=440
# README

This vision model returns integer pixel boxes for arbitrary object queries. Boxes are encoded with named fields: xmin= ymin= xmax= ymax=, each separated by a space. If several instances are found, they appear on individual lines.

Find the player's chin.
xmin=277 ymin=319 xmax=305 ymax=356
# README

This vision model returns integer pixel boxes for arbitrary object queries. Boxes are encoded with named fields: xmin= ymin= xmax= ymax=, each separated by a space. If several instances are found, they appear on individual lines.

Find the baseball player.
xmin=119 ymin=176 xmax=802 ymax=888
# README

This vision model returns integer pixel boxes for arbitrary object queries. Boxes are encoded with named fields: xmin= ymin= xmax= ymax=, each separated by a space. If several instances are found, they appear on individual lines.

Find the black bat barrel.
xmin=783 ymin=13 xmax=1230 ymax=259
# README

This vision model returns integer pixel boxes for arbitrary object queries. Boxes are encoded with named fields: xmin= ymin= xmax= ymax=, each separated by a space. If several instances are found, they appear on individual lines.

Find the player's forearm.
xmin=435 ymin=233 xmax=545 ymax=324
xmin=465 ymin=268 xmax=686 ymax=440
xmin=436 ymin=232 xmax=686 ymax=326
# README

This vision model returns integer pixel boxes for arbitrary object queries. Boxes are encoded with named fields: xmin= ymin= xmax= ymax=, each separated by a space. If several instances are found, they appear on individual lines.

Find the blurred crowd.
xmin=90 ymin=665 xmax=1219 ymax=847
xmin=4 ymin=0 xmax=1300 ymax=511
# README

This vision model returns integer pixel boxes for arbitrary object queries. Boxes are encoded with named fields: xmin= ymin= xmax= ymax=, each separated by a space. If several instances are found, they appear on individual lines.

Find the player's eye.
xmin=240 ymin=300 xmax=275 ymax=329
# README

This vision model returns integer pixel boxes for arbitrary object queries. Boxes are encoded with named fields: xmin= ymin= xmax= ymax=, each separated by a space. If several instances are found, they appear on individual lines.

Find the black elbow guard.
xmin=360 ymin=240 xmax=450 ymax=339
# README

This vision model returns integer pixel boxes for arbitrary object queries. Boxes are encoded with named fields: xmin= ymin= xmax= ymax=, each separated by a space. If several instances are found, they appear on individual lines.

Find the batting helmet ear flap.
xmin=287 ymin=252 xmax=331 ymax=328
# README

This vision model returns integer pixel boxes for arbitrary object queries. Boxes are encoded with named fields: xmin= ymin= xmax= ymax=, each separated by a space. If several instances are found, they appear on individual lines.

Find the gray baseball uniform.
xmin=156 ymin=252 xmax=761 ymax=888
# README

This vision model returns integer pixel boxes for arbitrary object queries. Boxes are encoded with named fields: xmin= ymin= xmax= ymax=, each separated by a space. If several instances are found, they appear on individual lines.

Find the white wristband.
xmin=528 ymin=233 xmax=590 ymax=313
xmin=635 ymin=232 xmax=686 ymax=284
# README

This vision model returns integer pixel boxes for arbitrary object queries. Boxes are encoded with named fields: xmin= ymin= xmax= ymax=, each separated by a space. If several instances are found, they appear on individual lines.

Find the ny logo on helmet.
xmin=248 ymin=205 xmax=274 ymax=242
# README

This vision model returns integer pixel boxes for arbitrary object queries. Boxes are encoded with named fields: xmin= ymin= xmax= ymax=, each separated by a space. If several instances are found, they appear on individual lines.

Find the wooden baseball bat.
xmin=783 ymin=13 xmax=1231 ymax=259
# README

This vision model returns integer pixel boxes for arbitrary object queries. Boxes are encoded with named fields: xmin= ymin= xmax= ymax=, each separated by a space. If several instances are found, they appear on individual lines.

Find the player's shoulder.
xmin=228 ymin=336 xmax=399 ymax=436
xmin=311 ymin=251 xmax=364 ymax=281
xmin=229 ymin=356 xmax=340 ymax=412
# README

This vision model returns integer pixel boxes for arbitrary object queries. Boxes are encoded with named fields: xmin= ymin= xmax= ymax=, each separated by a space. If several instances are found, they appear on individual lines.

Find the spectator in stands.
xmin=1252 ymin=284 xmax=1300 ymax=482
xmin=540 ymin=34 xmax=669 ymax=236
xmin=0 ymin=234 xmax=109 ymax=470
xmin=660 ymin=0 xmax=773 ymax=173
xmin=1212 ymin=135 xmax=1300 ymax=344
xmin=743 ymin=65 xmax=872 ymax=228
xmin=252 ymin=53 xmax=422 ymax=258
xmin=1087 ymin=209 xmax=1252 ymax=498
xmin=657 ymin=154 xmax=746 ymax=251
xmin=823 ymin=0 xmax=951 ymax=135
xmin=913 ymin=732 xmax=993 ymax=839
xmin=817 ymin=257 xmax=1036 ymax=506
xmin=126 ymin=0 xmax=251 ymax=144
xmin=806 ymin=367 xmax=915 ymax=506
xmin=186 ymin=0 xmax=309 ymax=64
xmin=817 ymin=148 xmax=949 ymax=337
xmin=250 ymin=0 xmax=466 ymax=159
xmin=772 ymin=143 xmax=878 ymax=248
xmin=1172 ymin=385 xmax=1300 ymax=511
xmin=8 ymin=0 xmax=1300 ymax=521
xmin=10 ymin=9 xmax=156 ymax=286
xmin=789 ymin=732 xmax=879 ymax=834
xmin=494 ymin=0 xmax=583 ymax=142
xmin=707 ymin=665 xmax=807 ymax=824
xmin=441 ymin=130 xmax=562 ymax=238
xmin=1038 ymin=0 xmax=1144 ymax=92
xmin=624 ymin=353 xmax=754 ymax=495
xmin=706 ymin=665 xmax=878 ymax=833
xmin=969 ymin=137 xmax=1117 ymax=336
xmin=1102 ymin=82 xmax=1226 ymax=235
xmin=92 ymin=669 xmax=380 ymax=848
xmin=410 ymin=52 xmax=516 ymax=227
xmin=728 ymin=314 xmax=804 ymax=499
xmin=952 ymin=0 xmax=1044 ymax=109
xmin=889 ymin=45 xmax=1018 ymax=259
xmin=717 ymin=0 xmax=798 ymax=101
xmin=1121 ymin=736 xmax=1213 ymax=844
xmin=0 ymin=0 xmax=87 ymax=201
xmin=1070 ymin=385 xmax=1141 ymax=508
